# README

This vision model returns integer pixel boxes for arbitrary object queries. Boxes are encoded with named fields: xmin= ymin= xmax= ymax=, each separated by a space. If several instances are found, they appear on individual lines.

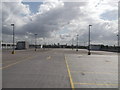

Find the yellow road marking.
xmin=74 ymin=82 xmax=118 ymax=86
xmin=69 ymin=65 xmax=117 ymax=69
xmin=70 ymin=71 xmax=117 ymax=74
xmin=2 ymin=60 xmax=24 ymax=65
xmin=0 ymin=55 xmax=38 ymax=70
xmin=46 ymin=56 xmax=51 ymax=60
xmin=64 ymin=55 xmax=75 ymax=90
xmin=1 ymin=50 xmax=50 ymax=69
xmin=2 ymin=55 xmax=35 ymax=65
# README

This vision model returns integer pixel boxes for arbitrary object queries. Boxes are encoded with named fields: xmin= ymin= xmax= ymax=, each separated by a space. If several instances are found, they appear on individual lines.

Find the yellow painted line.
xmin=46 ymin=56 xmax=51 ymax=60
xmin=74 ymin=82 xmax=118 ymax=86
xmin=70 ymin=71 xmax=117 ymax=74
xmin=0 ymin=55 xmax=38 ymax=70
xmin=2 ymin=55 xmax=35 ymax=65
xmin=1 ymin=50 xmax=50 ymax=69
xmin=64 ymin=55 xmax=75 ymax=90
xmin=2 ymin=61 xmax=18 ymax=65
xmin=69 ymin=65 xmax=117 ymax=69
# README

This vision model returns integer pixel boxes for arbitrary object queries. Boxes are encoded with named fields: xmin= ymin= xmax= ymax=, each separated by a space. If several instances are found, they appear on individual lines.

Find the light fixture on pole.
xmin=11 ymin=24 xmax=15 ymax=54
xmin=117 ymin=34 xmax=119 ymax=53
xmin=35 ymin=34 xmax=37 ymax=51
xmin=88 ymin=25 xmax=92 ymax=55
xmin=72 ymin=38 xmax=73 ymax=50
xmin=76 ymin=34 xmax=79 ymax=51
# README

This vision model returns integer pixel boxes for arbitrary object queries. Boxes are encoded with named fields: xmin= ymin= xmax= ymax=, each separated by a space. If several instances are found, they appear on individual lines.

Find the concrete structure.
xmin=90 ymin=44 xmax=102 ymax=50
xmin=2 ymin=42 xmax=16 ymax=49
xmin=16 ymin=41 xmax=29 ymax=50
xmin=66 ymin=53 xmax=118 ymax=88
xmin=2 ymin=49 xmax=117 ymax=88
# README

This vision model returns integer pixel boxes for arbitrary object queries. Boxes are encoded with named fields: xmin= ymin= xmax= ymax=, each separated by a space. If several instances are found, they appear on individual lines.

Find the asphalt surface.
xmin=2 ymin=48 xmax=118 ymax=88
xmin=66 ymin=54 xmax=118 ymax=88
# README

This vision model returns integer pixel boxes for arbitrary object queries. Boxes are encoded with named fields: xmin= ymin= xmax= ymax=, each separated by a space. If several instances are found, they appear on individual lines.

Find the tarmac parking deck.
xmin=1 ymin=49 xmax=118 ymax=88
xmin=65 ymin=54 xmax=118 ymax=88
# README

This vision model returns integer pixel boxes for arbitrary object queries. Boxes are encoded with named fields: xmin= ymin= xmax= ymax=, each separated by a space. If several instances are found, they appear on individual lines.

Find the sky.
xmin=1 ymin=0 xmax=120 ymax=46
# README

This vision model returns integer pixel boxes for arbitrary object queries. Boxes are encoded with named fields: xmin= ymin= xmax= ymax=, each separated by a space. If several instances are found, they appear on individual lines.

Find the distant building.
xmin=2 ymin=42 xmax=16 ymax=49
xmin=90 ymin=44 xmax=102 ymax=50
xmin=16 ymin=41 xmax=29 ymax=50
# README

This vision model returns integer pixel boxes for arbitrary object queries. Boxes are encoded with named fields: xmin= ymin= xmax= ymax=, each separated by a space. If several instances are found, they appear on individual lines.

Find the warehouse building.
xmin=2 ymin=42 xmax=16 ymax=49
xmin=90 ymin=44 xmax=102 ymax=50
xmin=16 ymin=41 xmax=29 ymax=50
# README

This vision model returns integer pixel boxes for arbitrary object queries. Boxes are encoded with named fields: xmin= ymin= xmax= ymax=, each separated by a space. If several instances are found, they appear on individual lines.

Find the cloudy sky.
xmin=2 ymin=0 xmax=119 ymax=46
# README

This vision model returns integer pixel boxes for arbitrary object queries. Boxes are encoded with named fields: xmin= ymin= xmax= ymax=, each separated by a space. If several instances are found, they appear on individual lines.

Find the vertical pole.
xmin=13 ymin=25 xmax=14 ymax=52
xmin=88 ymin=25 xmax=92 ymax=55
xmin=84 ymin=41 xmax=85 ymax=47
xmin=35 ymin=34 xmax=36 ymax=51
xmin=11 ymin=24 xmax=15 ymax=54
xmin=35 ymin=34 xmax=37 ymax=51
xmin=72 ymin=38 xmax=73 ymax=50
xmin=117 ymin=34 xmax=119 ymax=53
xmin=76 ymin=35 xmax=78 ymax=51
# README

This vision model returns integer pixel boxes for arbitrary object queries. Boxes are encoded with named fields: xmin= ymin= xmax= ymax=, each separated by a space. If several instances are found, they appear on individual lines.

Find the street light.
xmin=76 ymin=34 xmax=79 ymax=51
xmin=35 ymin=34 xmax=37 ymax=51
xmin=117 ymin=34 xmax=119 ymax=53
xmin=72 ymin=38 xmax=73 ymax=50
xmin=43 ymin=37 xmax=46 ymax=49
xmin=88 ymin=25 xmax=92 ymax=55
xmin=11 ymin=24 xmax=15 ymax=54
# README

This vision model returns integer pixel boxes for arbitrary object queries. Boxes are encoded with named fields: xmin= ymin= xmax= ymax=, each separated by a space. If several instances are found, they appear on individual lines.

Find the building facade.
xmin=16 ymin=41 xmax=29 ymax=50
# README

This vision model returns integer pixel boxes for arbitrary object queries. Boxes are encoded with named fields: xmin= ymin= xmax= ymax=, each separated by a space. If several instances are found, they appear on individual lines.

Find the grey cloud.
xmin=17 ymin=2 xmax=86 ymax=38
xmin=2 ymin=1 xmax=118 ymax=45
xmin=77 ymin=22 xmax=117 ymax=45
xmin=100 ymin=10 xmax=118 ymax=20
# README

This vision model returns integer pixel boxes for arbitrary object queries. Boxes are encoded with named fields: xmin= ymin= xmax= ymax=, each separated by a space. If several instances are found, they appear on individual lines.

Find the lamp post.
xmin=72 ymin=38 xmax=73 ymax=50
xmin=35 ymin=34 xmax=37 ymax=51
xmin=76 ymin=34 xmax=79 ymax=51
xmin=88 ymin=25 xmax=92 ymax=55
xmin=43 ymin=37 xmax=46 ymax=49
xmin=117 ymin=34 xmax=119 ymax=53
xmin=11 ymin=24 xmax=15 ymax=54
